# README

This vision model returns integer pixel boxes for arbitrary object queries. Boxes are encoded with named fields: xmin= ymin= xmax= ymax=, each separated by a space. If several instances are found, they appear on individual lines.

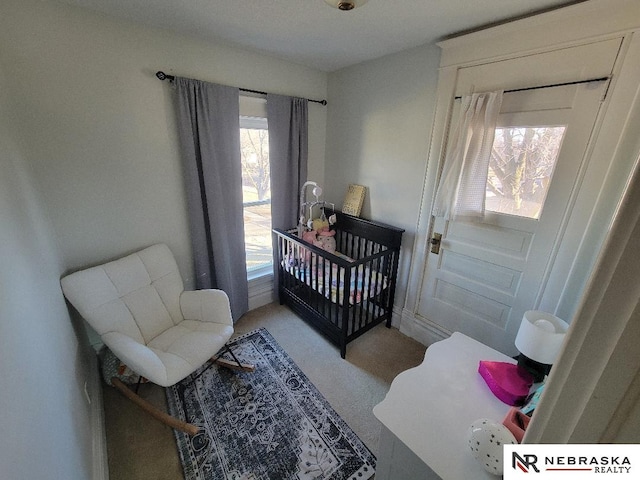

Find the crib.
xmin=273 ymin=211 xmax=404 ymax=358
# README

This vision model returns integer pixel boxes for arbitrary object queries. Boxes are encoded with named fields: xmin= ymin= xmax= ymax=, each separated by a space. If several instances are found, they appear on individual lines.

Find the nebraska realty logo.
xmin=504 ymin=445 xmax=639 ymax=478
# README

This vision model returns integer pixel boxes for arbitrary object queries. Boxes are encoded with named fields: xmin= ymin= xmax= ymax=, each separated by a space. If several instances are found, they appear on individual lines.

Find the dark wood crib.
xmin=273 ymin=212 xmax=404 ymax=358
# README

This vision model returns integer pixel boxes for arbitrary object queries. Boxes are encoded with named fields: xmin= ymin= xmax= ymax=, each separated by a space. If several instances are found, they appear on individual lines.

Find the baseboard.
xmin=390 ymin=305 xmax=403 ymax=329
xmin=399 ymin=308 xmax=451 ymax=346
xmin=88 ymin=352 xmax=109 ymax=480
xmin=248 ymin=274 xmax=275 ymax=311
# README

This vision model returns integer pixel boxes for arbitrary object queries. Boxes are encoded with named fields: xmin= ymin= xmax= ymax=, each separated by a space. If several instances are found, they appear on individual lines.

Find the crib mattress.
xmin=285 ymin=255 xmax=388 ymax=305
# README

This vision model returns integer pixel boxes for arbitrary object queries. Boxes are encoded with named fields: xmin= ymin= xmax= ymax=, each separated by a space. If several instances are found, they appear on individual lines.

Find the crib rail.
xmin=334 ymin=212 xmax=404 ymax=248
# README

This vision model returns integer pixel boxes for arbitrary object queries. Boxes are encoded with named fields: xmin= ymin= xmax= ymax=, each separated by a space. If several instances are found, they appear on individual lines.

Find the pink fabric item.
xmin=478 ymin=361 xmax=533 ymax=406
xmin=317 ymin=226 xmax=336 ymax=236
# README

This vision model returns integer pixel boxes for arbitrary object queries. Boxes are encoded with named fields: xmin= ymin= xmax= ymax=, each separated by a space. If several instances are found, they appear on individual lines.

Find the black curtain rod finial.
xmin=156 ymin=71 xmax=174 ymax=81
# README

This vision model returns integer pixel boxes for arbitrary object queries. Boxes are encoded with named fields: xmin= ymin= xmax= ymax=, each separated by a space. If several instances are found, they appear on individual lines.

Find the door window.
xmin=486 ymin=126 xmax=566 ymax=219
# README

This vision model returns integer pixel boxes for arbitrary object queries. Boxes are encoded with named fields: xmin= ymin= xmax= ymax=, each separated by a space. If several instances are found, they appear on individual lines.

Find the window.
xmin=486 ymin=126 xmax=566 ymax=219
xmin=240 ymin=115 xmax=272 ymax=273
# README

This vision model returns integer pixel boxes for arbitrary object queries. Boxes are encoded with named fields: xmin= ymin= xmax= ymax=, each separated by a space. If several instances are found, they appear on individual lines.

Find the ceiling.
xmin=57 ymin=0 xmax=585 ymax=72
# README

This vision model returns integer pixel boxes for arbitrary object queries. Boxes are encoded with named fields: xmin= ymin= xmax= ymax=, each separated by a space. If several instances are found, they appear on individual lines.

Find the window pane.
xmin=240 ymin=123 xmax=272 ymax=272
xmin=486 ymin=126 xmax=566 ymax=219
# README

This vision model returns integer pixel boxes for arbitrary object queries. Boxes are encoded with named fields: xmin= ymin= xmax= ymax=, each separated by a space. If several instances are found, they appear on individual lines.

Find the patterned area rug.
xmin=165 ymin=328 xmax=375 ymax=480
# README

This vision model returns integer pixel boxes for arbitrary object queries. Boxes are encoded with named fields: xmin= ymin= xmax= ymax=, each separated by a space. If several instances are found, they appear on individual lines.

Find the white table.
xmin=373 ymin=332 xmax=514 ymax=479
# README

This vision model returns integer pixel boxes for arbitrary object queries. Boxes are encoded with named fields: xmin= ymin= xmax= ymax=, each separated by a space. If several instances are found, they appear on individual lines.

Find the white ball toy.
xmin=467 ymin=418 xmax=518 ymax=476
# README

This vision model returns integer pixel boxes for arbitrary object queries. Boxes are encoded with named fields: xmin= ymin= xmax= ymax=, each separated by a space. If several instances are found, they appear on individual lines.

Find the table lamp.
xmin=514 ymin=310 xmax=568 ymax=382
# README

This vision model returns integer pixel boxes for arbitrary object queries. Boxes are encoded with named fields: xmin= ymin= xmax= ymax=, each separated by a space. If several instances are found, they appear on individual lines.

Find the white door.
xmin=416 ymin=81 xmax=608 ymax=354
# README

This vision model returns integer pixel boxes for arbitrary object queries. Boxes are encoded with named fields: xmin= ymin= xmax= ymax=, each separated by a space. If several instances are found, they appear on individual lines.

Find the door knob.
xmin=430 ymin=233 xmax=442 ymax=254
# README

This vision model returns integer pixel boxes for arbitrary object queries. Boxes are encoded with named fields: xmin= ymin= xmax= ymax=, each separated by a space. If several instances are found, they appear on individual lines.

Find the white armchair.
xmin=61 ymin=243 xmax=250 ymax=434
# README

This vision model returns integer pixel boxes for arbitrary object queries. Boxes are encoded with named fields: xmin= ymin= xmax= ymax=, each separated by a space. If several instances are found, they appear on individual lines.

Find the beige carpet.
xmin=103 ymin=302 xmax=426 ymax=480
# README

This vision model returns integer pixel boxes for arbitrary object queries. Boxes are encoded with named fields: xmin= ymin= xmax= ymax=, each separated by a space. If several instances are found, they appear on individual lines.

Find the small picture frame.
xmin=342 ymin=184 xmax=366 ymax=217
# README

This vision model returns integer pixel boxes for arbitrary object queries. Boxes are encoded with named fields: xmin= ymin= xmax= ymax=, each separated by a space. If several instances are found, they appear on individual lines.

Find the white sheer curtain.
xmin=432 ymin=90 xmax=503 ymax=220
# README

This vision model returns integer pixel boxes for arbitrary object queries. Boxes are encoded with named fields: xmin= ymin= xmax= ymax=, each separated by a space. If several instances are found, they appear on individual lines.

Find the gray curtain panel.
xmin=266 ymin=94 xmax=309 ymax=231
xmin=174 ymin=77 xmax=248 ymax=322
xmin=267 ymin=94 xmax=308 ymax=288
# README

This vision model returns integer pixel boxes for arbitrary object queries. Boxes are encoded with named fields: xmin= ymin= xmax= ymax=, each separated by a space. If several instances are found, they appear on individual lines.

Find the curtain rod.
xmin=454 ymin=76 xmax=610 ymax=100
xmin=155 ymin=71 xmax=327 ymax=106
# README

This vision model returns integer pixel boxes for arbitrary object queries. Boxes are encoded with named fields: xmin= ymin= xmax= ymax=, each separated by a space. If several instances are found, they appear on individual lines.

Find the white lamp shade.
xmin=515 ymin=310 xmax=569 ymax=365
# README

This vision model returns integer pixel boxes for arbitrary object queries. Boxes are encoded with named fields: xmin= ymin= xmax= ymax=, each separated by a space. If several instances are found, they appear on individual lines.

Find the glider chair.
xmin=61 ymin=243 xmax=252 ymax=435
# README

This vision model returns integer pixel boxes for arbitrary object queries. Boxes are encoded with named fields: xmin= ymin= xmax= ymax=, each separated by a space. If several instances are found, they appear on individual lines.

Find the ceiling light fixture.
xmin=324 ymin=0 xmax=369 ymax=11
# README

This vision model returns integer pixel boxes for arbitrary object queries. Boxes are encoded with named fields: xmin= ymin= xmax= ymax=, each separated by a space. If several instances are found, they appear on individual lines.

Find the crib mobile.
xmin=297 ymin=181 xmax=336 ymax=235
xmin=286 ymin=181 xmax=338 ymax=267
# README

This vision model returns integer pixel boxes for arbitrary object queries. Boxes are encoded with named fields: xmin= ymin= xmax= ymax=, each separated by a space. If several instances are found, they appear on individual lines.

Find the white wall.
xmin=0 ymin=63 xmax=94 ymax=479
xmin=0 ymin=0 xmax=327 ymax=288
xmin=0 ymin=0 xmax=328 ymax=476
xmin=325 ymin=44 xmax=441 ymax=309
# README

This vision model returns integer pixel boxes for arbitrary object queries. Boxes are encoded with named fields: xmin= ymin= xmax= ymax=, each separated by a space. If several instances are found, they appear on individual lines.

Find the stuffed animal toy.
xmin=300 ymin=227 xmax=337 ymax=263
xmin=301 ymin=229 xmax=318 ymax=263
xmin=313 ymin=227 xmax=336 ymax=254
xmin=312 ymin=217 xmax=329 ymax=232
xmin=302 ymin=229 xmax=317 ymax=244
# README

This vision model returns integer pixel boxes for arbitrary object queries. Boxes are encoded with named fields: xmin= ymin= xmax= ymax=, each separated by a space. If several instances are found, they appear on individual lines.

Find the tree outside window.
xmin=241 ymin=128 xmax=270 ymax=203
xmin=486 ymin=126 xmax=566 ymax=219
xmin=240 ymin=117 xmax=272 ymax=273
